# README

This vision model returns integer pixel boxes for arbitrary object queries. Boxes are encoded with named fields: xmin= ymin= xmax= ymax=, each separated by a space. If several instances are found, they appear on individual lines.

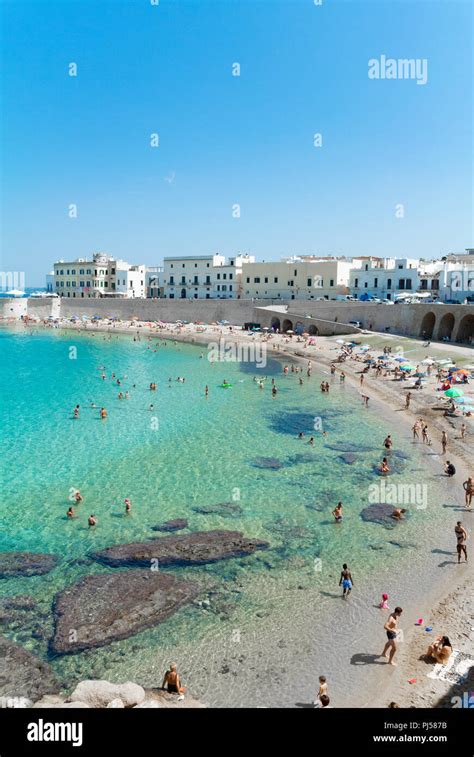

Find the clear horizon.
xmin=1 ymin=0 xmax=473 ymax=286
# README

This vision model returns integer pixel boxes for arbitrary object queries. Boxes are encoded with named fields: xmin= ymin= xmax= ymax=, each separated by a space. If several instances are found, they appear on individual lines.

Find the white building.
xmin=162 ymin=254 xmax=254 ymax=299
xmin=52 ymin=253 xmax=147 ymax=298
xmin=240 ymin=257 xmax=352 ymax=300
xmin=145 ymin=267 xmax=163 ymax=298
xmin=349 ymin=258 xmax=420 ymax=300
xmin=46 ymin=271 xmax=54 ymax=293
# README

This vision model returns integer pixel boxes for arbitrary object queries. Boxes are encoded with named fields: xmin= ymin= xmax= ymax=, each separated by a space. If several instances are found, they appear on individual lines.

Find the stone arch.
xmin=420 ymin=311 xmax=436 ymax=339
xmin=282 ymin=319 xmax=293 ymax=333
xmin=437 ymin=312 xmax=455 ymax=341
xmin=308 ymin=324 xmax=319 ymax=336
xmin=455 ymin=313 xmax=474 ymax=344
xmin=295 ymin=321 xmax=305 ymax=335
xmin=271 ymin=317 xmax=281 ymax=332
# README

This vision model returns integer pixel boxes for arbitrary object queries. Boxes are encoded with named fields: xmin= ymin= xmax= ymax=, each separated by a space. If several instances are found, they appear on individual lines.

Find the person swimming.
xmin=100 ymin=407 xmax=107 ymax=419
xmin=380 ymin=457 xmax=390 ymax=474
xmin=74 ymin=490 xmax=83 ymax=503
xmin=125 ymin=498 xmax=131 ymax=515
xmin=88 ymin=514 xmax=97 ymax=527
xmin=67 ymin=506 xmax=75 ymax=518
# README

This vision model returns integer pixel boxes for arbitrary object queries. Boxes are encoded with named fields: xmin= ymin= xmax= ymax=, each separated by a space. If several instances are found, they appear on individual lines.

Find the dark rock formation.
xmin=193 ymin=503 xmax=242 ymax=516
xmin=252 ymin=457 xmax=284 ymax=470
xmin=91 ymin=531 xmax=268 ymax=568
xmin=0 ymin=636 xmax=58 ymax=702
xmin=50 ymin=570 xmax=200 ymax=654
xmin=151 ymin=519 xmax=189 ymax=532
xmin=360 ymin=503 xmax=400 ymax=526
xmin=0 ymin=552 xmax=58 ymax=578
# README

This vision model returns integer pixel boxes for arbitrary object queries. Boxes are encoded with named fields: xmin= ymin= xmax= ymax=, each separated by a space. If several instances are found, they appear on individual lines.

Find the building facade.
xmin=349 ymin=258 xmax=421 ymax=300
xmin=53 ymin=253 xmax=146 ymax=298
xmin=240 ymin=258 xmax=352 ymax=300
xmin=162 ymin=254 xmax=254 ymax=299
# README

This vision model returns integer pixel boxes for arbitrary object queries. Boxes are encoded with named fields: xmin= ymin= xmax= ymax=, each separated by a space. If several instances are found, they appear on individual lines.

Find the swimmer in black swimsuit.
xmin=381 ymin=607 xmax=403 ymax=665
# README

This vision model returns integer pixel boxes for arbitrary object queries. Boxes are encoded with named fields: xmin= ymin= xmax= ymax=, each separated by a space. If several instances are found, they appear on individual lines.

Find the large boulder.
xmin=69 ymin=680 xmax=145 ymax=708
xmin=0 ymin=636 xmax=58 ymax=703
xmin=151 ymin=519 xmax=188 ymax=532
xmin=91 ymin=530 xmax=268 ymax=568
xmin=50 ymin=570 xmax=200 ymax=654
xmin=0 ymin=552 xmax=58 ymax=578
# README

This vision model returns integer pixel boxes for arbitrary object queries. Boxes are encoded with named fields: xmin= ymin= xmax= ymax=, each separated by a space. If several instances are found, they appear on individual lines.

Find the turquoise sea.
xmin=0 ymin=327 xmax=460 ymax=706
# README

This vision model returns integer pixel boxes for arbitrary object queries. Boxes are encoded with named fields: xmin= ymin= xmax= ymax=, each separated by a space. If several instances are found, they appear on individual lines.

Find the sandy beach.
xmin=14 ymin=316 xmax=474 ymax=708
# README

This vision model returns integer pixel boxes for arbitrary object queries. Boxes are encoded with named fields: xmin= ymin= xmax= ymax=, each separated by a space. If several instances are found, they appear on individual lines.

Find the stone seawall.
xmin=1 ymin=298 xmax=473 ymax=344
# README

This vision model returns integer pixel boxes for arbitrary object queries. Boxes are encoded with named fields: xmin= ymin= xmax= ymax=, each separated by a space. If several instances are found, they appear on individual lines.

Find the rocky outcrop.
xmin=0 ymin=552 xmax=58 ymax=578
xmin=91 ymin=530 xmax=268 ymax=568
xmin=0 ymin=636 xmax=58 ymax=702
xmin=193 ymin=503 xmax=242 ymax=516
xmin=50 ymin=570 xmax=200 ymax=654
xmin=69 ymin=680 xmax=146 ymax=708
xmin=151 ymin=519 xmax=188 ymax=532
xmin=360 ymin=503 xmax=405 ymax=526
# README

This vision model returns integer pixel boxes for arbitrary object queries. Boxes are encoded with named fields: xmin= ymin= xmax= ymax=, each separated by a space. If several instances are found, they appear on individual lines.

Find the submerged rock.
xmin=338 ymin=452 xmax=357 ymax=465
xmin=0 ymin=636 xmax=58 ymax=702
xmin=193 ymin=503 xmax=242 ymax=516
xmin=252 ymin=457 xmax=284 ymax=470
xmin=151 ymin=519 xmax=189 ymax=532
xmin=91 ymin=530 xmax=267 ymax=568
xmin=0 ymin=595 xmax=37 ymax=611
xmin=50 ymin=571 xmax=200 ymax=654
xmin=360 ymin=503 xmax=396 ymax=525
xmin=0 ymin=552 xmax=58 ymax=578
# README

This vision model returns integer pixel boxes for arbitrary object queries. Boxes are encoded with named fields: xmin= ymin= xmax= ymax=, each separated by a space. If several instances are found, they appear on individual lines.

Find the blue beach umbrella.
xmin=394 ymin=357 xmax=406 ymax=362
xmin=400 ymin=364 xmax=414 ymax=371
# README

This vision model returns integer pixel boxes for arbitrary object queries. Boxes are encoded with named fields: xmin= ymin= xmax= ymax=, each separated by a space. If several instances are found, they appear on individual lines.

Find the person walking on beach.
xmin=460 ymin=423 xmax=466 ymax=440
xmin=455 ymin=522 xmax=468 ymax=563
xmin=422 ymin=424 xmax=429 ymax=444
xmin=412 ymin=421 xmax=420 ymax=441
xmin=381 ymin=607 xmax=403 ymax=666
xmin=313 ymin=675 xmax=328 ymax=706
xmin=441 ymin=430 xmax=448 ymax=455
xmin=360 ymin=374 xmax=365 ymax=387
xmin=339 ymin=564 xmax=353 ymax=598
xmin=405 ymin=392 xmax=412 ymax=409
xmin=462 ymin=478 xmax=473 ymax=509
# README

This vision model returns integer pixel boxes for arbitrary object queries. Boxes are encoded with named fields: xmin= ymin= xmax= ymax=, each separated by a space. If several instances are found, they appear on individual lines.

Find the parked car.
xmin=349 ymin=320 xmax=363 ymax=328
xmin=382 ymin=299 xmax=394 ymax=304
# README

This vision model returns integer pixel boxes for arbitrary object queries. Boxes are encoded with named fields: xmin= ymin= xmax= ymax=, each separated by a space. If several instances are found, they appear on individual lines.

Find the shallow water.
xmin=0 ymin=327 xmax=463 ymax=706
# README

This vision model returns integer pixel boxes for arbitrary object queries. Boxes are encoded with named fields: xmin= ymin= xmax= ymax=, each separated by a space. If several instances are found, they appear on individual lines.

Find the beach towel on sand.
xmin=427 ymin=650 xmax=474 ymax=684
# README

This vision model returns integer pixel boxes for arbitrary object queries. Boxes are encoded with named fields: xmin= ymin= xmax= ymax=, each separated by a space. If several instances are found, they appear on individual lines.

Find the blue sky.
xmin=1 ymin=0 xmax=472 ymax=285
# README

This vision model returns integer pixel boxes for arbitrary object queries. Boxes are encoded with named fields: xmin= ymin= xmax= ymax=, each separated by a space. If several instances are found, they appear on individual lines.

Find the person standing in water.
xmin=88 ymin=514 xmax=97 ymax=528
xmin=455 ymin=522 xmax=468 ymax=563
xmin=332 ymin=502 xmax=343 ymax=523
xmin=205 ymin=385 xmax=209 ymax=397
xmin=339 ymin=563 xmax=353 ymax=598
xmin=381 ymin=607 xmax=403 ymax=665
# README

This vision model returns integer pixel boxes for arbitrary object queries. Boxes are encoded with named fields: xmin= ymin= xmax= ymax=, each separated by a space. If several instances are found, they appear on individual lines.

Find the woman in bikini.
xmin=161 ymin=663 xmax=186 ymax=697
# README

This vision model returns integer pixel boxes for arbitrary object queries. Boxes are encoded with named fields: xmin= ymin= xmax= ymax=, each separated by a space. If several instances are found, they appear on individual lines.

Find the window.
xmin=246 ymin=277 xmax=250 ymax=283
xmin=264 ymin=277 xmax=268 ymax=283
xmin=217 ymin=273 xmax=221 ymax=280
xmin=330 ymin=279 xmax=334 ymax=287
xmin=60 ymin=281 xmax=64 ymax=287
xmin=406 ymin=279 xmax=412 ymax=290
xmin=60 ymin=270 xmax=64 ymax=275
xmin=223 ymin=273 xmax=227 ymax=280
xmin=66 ymin=281 xmax=70 ymax=287
xmin=420 ymin=280 xmax=428 ymax=290
xmin=254 ymin=277 xmax=260 ymax=283
xmin=181 ymin=276 xmax=186 ymax=284
xmin=288 ymin=280 xmax=294 ymax=287
xmin=432 ymin=280 xmax=439 ymax=290
xmin=193 ymin=276 xmax=198 ymax=284
xmin=86 ymin=281 xmax=91 ymax=287
xmin=365 ymin=264 xmax=368 ymax=271
xmin=222 ymin=285 xmax=227 ymax=292
xmin=229 ymin=273 xmax=233 ymax=280
xmin=229 ymin=285 xmax=232 ymax=291
xmin=170 ymin=264 xmax=174 ymax=268
xmin=387 ymin=278 xmax=391 ymax=289
xmin=112 ymin=282 xmax=115 ymax=290
xmin=398 ymin=264 xmax=403 ymax=270
xmin=274 ymin=277 xmax=278 ymax=284
xmin=374 ymin=278 xmax=378 ymax=288
xmin=67 ymin=269 xmax=70 ymax=275
xmin=206 ymin=293 xmax=210 ymax=299
xmin=217 ymin=285 xmax=220 ymax=291
xmin=307 ymin=278 xmax=312 ymax=287
xmin=111 ymin=268 xmax=115 ymax=274
xmin=205 ymin=276 xmax=210 ymax=284
xmin=105 ymin=281 xmax=108 ymax=287
xmin=80 ymin=281 xmax=85 ymax=287
xmin=86 ymin=269 xmax=91 ymax=274
xmin=141 ymin=280 xmax=143 ymax=286
xmin=398 ymin=279 xmax=405 ymax=290
xmin=354 ymin=278 xmax=359 ymax=287
xmin=294 ymin=269 xmax=297 ymax=277
xmin=80 ymin=269 xmax=84 ymax=275
xmin=207 ymin=263 xmax=210 ymax=268
xmin=169 ymin=276 xmax=174 ymax=284
xmin=182 ymin=263 xmax=185 ymax=268
xmin=364 ymin=282 xmax=368 ymax=288
xmin=195 ymin=263 xmax=198 ymax=268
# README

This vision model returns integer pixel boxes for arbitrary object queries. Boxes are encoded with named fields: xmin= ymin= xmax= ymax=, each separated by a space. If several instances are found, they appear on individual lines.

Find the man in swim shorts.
xmin=381 ymin=606 xmax=403 ymax=665
xmin=339 ymin=563 xmax=353 ymax=598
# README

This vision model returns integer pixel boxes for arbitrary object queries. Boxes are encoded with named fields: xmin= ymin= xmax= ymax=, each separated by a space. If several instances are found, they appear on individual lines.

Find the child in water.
xmin=379 ymin=593 xmax=389 ymax=610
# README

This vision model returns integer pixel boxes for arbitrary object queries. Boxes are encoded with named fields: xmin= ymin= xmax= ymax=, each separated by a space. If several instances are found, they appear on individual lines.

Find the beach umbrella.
xmin=445 ymin=387 xmax=464 ymax=398
xmin=421 ymin=358 xmax=435 ymax=365
xmin=454 ymin=369 xmax=469 ymax=376
xmin=286 ymin=329 xmax=294 ymax=334
xmin=394 ymin=357 xmax=406 ymax=362
xmin=5 ymin=289 xmax=25 ymax=297
xmin=400 ymin=364 xmax=415 ymax=371
xmin=414 ymin=372 xmax=427 ymax=377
